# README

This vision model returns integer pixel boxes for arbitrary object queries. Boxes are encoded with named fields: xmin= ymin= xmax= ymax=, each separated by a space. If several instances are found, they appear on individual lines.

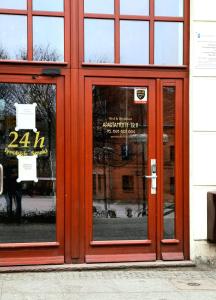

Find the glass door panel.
xmin=93 ymin=86 xmax=150 ymax=241
xmin=163 ymin=86 xmax=175 ymax=239
xmin=0 ymin=83 xmax=57 ymax=243
xmin=86 ymin=78 xmax=185 ymax=262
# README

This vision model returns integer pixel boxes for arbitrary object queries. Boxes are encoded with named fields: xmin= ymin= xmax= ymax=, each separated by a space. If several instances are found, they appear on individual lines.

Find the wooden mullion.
xmin=149 ymin=0 xmax=154 ymax=64
xmin=115 ymin=0 xmax=120 ymax=63
xmin=0 ymin=9 xmax=27 ymax=15
xmin=119 ymin=15 xmax=150 ymax=21
xmin=27 ymin=0 xmax=33 ymax=60
xmin=154 ymin=16 xmax=184 ymax=22
xmin=84 ymin=13 xmax=114 ymax=19
xmin=32 ymin=11 xmax=65 ymax=17
xmin=156 ymin=79 xmax=163 ymax=259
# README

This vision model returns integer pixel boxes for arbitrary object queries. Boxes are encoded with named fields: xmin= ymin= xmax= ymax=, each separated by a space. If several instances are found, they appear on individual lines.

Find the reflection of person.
xmin=4 ymin=162 xmax=22 ymax=223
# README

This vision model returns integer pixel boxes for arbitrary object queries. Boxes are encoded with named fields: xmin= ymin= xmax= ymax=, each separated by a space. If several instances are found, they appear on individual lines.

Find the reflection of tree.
xmin=0 ymin=45 xmax=61 ymax=62
xmin=33 ymin=45 xmax=62 ymax=61
xmin=0 ymin=46 xmax=27 ymax=60
xmin=87 ymin=55 xmax=112 ymax=64
xmin=0 ymin=47 xmax=8 ymax=59
xmin=93 ymin=86 xmax=148 ymax=218
xmin=0 ymin=83 xmax=56 ymax=180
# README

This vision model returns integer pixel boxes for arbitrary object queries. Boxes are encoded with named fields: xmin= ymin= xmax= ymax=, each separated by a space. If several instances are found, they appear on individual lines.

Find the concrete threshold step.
xmin=0 ymin=260 xmax=196 ymax=273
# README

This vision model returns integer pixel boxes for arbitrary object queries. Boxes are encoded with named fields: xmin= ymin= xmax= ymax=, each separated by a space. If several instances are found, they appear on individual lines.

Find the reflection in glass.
xmin=0 ymin=83 xmax=56 ymax=243
xmin=0 ymin=0 xmax=27 ymax=9
xmin=93 ymin=86 xmax=148 ymax=241
xmin=33 ymin=0 xmax=64 ymax=12
xmin=120 ymin=0 xmax=149 ymax=15
xmin=84 ymin=0 xmax=114 ymax=14
xmin=85 ymin=19 xmax=114 ymax=63
xmin=0 ymin=15 xmax=27 ymax=60
xmin=33 ymin=16 xmax=64 ymax=61
xmin=163 ymin=87 xmax=175 ymax=239
xmin=154 ymin=22 xmax=183 ymax=65
xmin=120 ymin=21 xmax=149 ymax=64
xmin=155 ymin=0 xmax=183 ymax=17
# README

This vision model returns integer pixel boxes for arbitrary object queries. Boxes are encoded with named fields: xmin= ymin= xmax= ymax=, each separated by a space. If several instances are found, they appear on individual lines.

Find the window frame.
xmin=0 ymin=0 xmax=69 ymax=63
xmin=122 ymin=175 xmax=134 ymax=192
xmin=82 ymin=0 xmax=188 ymax=66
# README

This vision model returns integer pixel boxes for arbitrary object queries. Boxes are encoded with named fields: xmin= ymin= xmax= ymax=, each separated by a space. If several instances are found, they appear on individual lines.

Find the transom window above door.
xmin=0 ymin=0 xmax=65 ymax=62
xmin=84 ymin=0 xmax=185 ymax=65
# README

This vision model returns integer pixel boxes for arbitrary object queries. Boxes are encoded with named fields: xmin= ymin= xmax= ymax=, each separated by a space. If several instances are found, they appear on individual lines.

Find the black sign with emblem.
xmin=136 ymin=89 xmax=145 ymax=100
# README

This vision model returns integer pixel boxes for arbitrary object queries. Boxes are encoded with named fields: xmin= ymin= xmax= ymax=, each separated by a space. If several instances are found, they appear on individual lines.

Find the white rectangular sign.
xmin=17 ymin=155 xmax=38 ymax=183
xmin=194 ymin=31 xmax=216 ymax=69
xmin=15 ymin=103 xmax=37 ymax=132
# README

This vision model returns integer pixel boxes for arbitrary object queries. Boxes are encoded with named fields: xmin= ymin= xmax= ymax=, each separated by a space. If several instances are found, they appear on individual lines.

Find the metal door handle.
xmin=0 ymin=164 xmax=3 ymax=195
xmin=145 ymin=174 xmax=157 ymax=179
xmin=145 ymin=159 xmax=157 ymax=195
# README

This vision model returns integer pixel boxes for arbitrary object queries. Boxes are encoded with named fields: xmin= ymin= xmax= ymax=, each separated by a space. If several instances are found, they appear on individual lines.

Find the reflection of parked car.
xmin=93 ymin=206 xmax=116 ymax=218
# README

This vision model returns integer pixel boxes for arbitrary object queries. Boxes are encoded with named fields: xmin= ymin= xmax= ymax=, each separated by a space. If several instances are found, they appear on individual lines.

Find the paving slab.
xmin=170 ymin=278 xmax=216 ymax=290
xmin=0 ymin=265 xmax=216 ymax=300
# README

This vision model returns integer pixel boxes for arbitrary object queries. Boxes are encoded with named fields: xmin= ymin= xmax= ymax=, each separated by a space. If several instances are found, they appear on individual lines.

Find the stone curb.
xmin=0 ymin=260 xmax=196 ymax=273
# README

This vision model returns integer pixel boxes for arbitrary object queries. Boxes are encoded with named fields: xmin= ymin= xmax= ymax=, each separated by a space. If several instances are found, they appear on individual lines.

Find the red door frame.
xmin=0 ymin=74 xmax=66 ymax=266
xmin=82 ymin=76 xmax=187 ymax=263
xmin=0 ymin=0 xmax=190 ymax=265
xmin=85 ymin=77 xmax=157 ymax=263
xmin=157 ymin=79 xmax=185 ymax=260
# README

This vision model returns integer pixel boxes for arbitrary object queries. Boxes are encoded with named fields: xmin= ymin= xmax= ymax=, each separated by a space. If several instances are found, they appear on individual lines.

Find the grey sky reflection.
xmin=0 ymin=15 xmax=27 ymax=60
xmin=0 ymin=0 xmax=26 ymax=10
xmin=85 ymin=19 xmax=114 ymax=63
xmin=33 ymin=0 xmax=64 ymax=12
xmin=120 ymin=0 xmax=149 ymax=15
xmin=33 ymin=16 xmax=64 ymax=61
xmin=84 ymin=0 xmax=114 ymax=14
xmin=120 ymin=21 xmax=149 ymax=64
xmin=155 ymin=0 xmax=183 ymax=17
xmin=154 ymin=22 xmax=183 ymax=65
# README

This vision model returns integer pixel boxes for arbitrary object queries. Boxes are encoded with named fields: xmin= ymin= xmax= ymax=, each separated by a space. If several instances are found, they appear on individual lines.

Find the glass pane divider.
xmin=27 ymin=0 xmax=33 ymax=61
xmin=0 ymin=9 xmax=28 ymax=15
xmin=84 ymin=13 xmax=115 ymax=19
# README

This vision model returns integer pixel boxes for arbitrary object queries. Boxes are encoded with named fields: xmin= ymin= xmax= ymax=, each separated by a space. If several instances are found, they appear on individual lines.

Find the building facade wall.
xmin=190 ymin=0 xmax=216 ymax=262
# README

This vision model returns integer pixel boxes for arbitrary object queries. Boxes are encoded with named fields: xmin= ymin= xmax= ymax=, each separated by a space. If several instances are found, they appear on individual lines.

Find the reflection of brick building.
xmin=93 ymin=86 xmax=148 ymax=210
xmin=94 ymin=139 xmax=147 ymax=204
xmin=93 ymin=86 xmax=175 ymax=212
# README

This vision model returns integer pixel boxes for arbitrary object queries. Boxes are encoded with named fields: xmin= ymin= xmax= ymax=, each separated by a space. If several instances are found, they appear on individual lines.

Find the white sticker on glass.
xmin=15 ymin=103 xmax=37 ymax=132
xmin=17 ymin=155 xmax=38 ymax=183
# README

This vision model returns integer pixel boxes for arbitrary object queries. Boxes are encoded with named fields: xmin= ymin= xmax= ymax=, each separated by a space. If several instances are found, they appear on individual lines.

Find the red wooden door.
xmin=0 ymin=75 xmax=65 ymax=266
xmin=84 ymin=77 xmax=185 ymax=263
xmin=84 ymin=77 xmax=157 ymax=263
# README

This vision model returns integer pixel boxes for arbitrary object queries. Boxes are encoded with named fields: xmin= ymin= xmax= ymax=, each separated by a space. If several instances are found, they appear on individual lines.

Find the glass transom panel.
xmin=84 ymin=19 xmax=114 ymax=63
xmin=120 ymin=21 xmax=149 ymax=64
xmin=120 ymin=0 xmax=149 ymax=16
xmin=154 ymin=22 xmax=183 ymax=65
xmin=33 ymin=0 xmax=64 ymax=12
xmin=84 ymin=0 xmax=114 ymax=14
xmin=33 ymin=16 xmax=64 ymax=61
xmin=0 ymin=15 xmax=27 ymax=60
xmin=155 ymin=0 xmax=183 ymax=17
xmin=0 ymin=0 xmax=27 ymax=10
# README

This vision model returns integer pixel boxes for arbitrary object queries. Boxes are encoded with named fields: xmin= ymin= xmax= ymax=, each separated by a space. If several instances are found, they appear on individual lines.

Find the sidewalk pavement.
xmin=0 ymin=264 xmax=216 ymax=300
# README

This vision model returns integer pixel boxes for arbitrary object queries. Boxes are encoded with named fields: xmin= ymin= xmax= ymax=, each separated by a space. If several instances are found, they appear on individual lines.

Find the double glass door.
xmin=85 ymin=78 xmax=184 ymax=262
xmin=0 ymin=75 xmax=64 ymax=265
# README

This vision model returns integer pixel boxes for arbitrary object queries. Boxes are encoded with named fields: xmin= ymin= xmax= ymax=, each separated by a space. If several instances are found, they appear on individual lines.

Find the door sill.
xmin=0 ymin=260 xmax=195 ymax=273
